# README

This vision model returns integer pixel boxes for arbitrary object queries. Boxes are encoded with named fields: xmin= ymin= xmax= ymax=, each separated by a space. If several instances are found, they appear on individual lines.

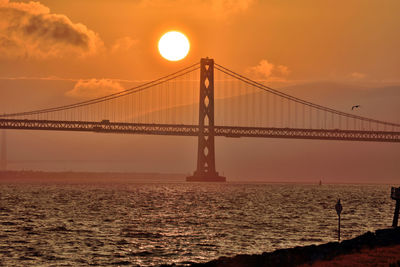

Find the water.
xmin=0 ymin=182 xmax=394 ymax=266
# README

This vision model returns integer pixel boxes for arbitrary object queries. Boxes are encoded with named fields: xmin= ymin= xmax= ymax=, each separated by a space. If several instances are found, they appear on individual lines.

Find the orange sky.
xmin=1 ymin=0 xmax=399 ymax=84
xmin=0 ymin=0 xmax=399 ymax=182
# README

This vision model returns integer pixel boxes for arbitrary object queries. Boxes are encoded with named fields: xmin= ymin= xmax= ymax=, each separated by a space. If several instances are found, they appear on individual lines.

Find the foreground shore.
xmin=165 ymin=227 xmax=400 ymax=267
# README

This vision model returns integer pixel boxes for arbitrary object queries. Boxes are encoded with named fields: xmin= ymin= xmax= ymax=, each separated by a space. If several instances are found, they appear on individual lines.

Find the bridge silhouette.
xmin=1 ymin=58 xmax=399 ymax=181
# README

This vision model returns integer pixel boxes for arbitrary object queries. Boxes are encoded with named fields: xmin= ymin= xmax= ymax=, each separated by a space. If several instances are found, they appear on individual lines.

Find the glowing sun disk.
xmin=158 ymin=31 xmax=190 ymax=61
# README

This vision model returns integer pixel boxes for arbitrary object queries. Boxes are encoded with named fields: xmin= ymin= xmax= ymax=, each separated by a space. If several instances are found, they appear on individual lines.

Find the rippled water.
xmin=0 ymin=182 xmax=395 ymax=266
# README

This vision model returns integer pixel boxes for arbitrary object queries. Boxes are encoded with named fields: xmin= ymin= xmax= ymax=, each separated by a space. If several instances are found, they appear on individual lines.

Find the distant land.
xmin=1 ymin=170 xmax=399 ymax=185
xmin=0 ymin=170 xmax=186 ymax=183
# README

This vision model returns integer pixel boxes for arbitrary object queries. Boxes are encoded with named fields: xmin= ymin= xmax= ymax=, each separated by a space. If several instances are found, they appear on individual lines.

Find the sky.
xmin=0 ymin=0 xmax=399 ymax=182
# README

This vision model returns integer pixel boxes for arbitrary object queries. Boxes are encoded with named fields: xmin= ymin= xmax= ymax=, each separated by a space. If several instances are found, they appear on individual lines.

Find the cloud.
xmin=111 ymin=37 xmax=138 ymax=53
xmin=249 ymin=59 xmax=274 ymax=77
xmin=66 ymin=79 xmax=124 ymax=99
xmin=350 ymin=72 xmax=367 ymax=80
xmin=277 ymin=65 xmax=290 ymax=76
xmin=0 ymin=75 xmax=150 ymax=84
xmin=211 ymin=0 xmax=255 ymax=18
xmin=0 ymin=0 xmax=103 ymax=59
xmin=139 ymin=0 xmax=256 ymax=19
xmin=247 ymin=59 xmax=291 ymax=79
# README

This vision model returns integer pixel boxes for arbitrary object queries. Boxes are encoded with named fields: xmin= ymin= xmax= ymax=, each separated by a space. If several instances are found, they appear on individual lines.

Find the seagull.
xmin=351 ymin=105 xmax=360 ymax=110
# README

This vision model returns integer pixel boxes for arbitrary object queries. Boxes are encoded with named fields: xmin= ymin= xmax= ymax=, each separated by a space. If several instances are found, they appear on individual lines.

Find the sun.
xmin=158 ymin=31 xmax=190 ymax=61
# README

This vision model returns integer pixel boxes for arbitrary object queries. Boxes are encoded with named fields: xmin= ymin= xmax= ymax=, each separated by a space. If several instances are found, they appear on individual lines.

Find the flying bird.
xmin=351 ymin=105 xmax=360 ymax=110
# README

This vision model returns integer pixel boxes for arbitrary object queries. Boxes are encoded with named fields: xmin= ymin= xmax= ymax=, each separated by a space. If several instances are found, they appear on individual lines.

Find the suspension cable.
xmin=0 ymin=62 xmax=200 ymax=118
xmin=215 ymin=63 xmax=400 ymax=128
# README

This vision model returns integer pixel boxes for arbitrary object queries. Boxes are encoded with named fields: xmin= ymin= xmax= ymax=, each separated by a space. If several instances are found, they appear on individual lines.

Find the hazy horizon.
xmin=0 ymin=0 xmax=399 ymax=184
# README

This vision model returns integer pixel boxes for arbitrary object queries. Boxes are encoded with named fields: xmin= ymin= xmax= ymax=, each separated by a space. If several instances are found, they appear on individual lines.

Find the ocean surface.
xmin=0 ymin=182 xmax=395 ymax=266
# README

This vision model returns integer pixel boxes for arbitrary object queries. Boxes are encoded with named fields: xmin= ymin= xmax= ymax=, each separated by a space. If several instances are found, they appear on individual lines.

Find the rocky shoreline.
xmin=163 ymin=227 xmax=400 ymax=267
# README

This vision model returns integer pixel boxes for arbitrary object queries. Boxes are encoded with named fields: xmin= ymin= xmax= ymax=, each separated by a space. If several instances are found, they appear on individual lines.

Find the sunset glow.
xmin=1 ymin=1 xmax=400 ymax=266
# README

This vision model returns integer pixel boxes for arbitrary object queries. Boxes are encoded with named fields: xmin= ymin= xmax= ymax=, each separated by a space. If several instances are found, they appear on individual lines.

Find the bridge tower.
xmin=0 ymin=131 xmax=6 ymax=171
xmin=187 ymin=58 xmax=226 ymax=182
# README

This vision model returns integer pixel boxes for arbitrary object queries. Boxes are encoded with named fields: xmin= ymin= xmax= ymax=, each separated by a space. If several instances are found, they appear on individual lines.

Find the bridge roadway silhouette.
xmin=1 ymin=58 xmax=399 ymax=182
xmin=0 ymin=119 xmax=399 ymax=142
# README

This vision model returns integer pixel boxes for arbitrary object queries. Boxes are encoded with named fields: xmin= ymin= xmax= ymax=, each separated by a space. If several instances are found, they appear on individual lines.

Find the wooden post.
xmin=335 ymin=199 xmax=343 ymax=241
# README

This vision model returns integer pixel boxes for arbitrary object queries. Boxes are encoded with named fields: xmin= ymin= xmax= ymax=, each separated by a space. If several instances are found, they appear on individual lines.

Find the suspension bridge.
xmin=1 ymin=58 xmax=399 ymax=181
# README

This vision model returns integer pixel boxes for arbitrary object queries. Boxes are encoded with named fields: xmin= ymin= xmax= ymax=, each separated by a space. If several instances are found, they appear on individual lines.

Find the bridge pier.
xmin=0 ymin=130 xmax=6 ymax=171
xmin=187 ymin=58 xmax=226 ymax=182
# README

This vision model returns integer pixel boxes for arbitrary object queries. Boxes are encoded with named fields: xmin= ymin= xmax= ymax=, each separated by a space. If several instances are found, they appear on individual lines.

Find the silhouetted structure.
xmin=0 ymin=58 xmax=399 ymax=183
xmin=0 ymin=131 xmax=6 ymax=171
xmin=187 ymin=58 xmax=225 ymax=182
xmin=391 ymin=187 xmax=400 ymax=227
xmin=335 ymin=199 xmax=343 ymax=241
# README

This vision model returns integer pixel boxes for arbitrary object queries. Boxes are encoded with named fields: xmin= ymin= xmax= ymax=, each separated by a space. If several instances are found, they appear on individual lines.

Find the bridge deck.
xmin=0 ymin=119 xmax=399 ymax=142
